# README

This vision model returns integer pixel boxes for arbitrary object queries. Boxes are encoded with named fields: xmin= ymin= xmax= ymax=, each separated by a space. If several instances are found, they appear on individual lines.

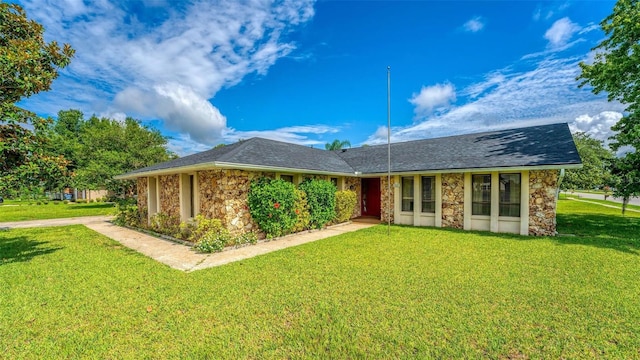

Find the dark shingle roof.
xmin=337 ymin=122 xmax=581 ymax=173
xmin=121 ymin=137 xmax=355 ymax=177
xmin=118 ymin=123 xmax=580 ymax=178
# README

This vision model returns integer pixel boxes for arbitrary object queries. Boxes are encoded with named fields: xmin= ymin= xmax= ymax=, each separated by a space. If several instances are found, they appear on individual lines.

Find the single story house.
xmin=116 ymin=123 xmax=581 ymax=236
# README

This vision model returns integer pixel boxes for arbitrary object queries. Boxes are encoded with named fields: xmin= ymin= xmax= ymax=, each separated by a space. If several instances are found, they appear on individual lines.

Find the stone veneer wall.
xmin=344 ymin=176 xmax=362 ymax=218
xmin=198 ymin=169 xmax=275 ymax=235
xmin=380 ymin=176 xmax=395 ymax=223
xmin=529 ymin=170 xmax=559 ymax=236
xmin=441 ymin=173 xmax=464 ymax=229
xmin=137 ymin=177 xmax=148 ymax=211
xmin=159 ymin=174 xmax=180 ymax=218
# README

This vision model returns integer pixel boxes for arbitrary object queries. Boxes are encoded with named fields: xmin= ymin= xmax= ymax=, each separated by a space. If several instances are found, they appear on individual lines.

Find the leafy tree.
xmin=45 ymin=112 xmax=176 ymax=196
xmin=0 ymin=3 xmax=75 ymax=197
xmin=577 ymin=0 xmax=640 ymax=210
xmin=325 ymin=139 xmax=351 ymax=150
xmin=608 ymin=154 xmax=640 ymax=214
xmin=561 ymin=132 xmax=614 ymax=191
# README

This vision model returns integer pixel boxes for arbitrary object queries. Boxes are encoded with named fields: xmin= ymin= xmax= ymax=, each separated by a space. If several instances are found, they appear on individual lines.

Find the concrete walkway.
xmin=0 ymin=216 xmax=377 ymax=271
xmin=0 ymin=215 xmax=114 ymax=228
xmin=568 ymin=198 xmax=640 ymax=213
xmin=568 ymin=191 xmax=640 ymax=206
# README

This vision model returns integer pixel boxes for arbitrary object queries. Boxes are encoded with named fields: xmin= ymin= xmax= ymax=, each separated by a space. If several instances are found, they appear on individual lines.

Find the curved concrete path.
xmin=0 ymin=216 xmax=376 ymax=272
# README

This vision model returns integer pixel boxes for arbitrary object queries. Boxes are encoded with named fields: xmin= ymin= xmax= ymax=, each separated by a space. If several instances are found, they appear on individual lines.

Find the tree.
xmin=0 ymin=3 xmax=75 ymax=197
xmin=608 ymin=154 xmax=640 ymax=214
xmin=46 ymin=112 xmax=176 ymax=196
xmin=325 ymin=139 xmax=351 ymax=150
xmin=561 ymin=132 xmax=614 ymax=191
xmin=577 ymin=0 xmax=640 ymax=211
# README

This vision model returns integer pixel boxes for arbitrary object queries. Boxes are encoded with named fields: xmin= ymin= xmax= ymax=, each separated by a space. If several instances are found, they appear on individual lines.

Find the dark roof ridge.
xmin=215 ymin=137 xmax=261 ymax=162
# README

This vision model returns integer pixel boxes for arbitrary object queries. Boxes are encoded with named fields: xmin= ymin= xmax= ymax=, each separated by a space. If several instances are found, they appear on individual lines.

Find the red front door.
xmin=361 ymin=178 xmax=381 ymax=218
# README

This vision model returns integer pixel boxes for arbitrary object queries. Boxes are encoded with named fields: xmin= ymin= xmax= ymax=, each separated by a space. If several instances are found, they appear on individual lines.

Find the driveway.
xmin=568 ymin=192 xmax=640 ymax=206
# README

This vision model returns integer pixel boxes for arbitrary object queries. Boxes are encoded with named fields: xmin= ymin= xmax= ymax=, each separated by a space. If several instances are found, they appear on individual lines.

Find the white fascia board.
xmin=114 ymin=162 xmax=218 ymax=180
xmin=114 ymin=161 xmax=357 ymax=180
xmin=115 ymin=162 xmax=582 ymax=180
xmin=361 ymin=163 xmax=582 ymax=177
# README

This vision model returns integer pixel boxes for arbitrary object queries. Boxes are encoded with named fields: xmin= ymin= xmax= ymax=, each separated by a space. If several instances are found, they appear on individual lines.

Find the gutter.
xmin=115 ymin=162 xmax=582 ymax=180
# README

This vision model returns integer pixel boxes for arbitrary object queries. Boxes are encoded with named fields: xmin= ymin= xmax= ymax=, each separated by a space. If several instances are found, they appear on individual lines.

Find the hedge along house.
xmin=116 ymin=123 xmax=581 ymax=236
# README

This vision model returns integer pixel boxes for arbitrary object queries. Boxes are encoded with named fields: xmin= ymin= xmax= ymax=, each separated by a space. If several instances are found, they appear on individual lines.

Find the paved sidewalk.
xmin=569 ymin=198 xmax=640 ymax=213
xmin=1 ymin=216 xmax=377 ymax=271
xmin=569 ymin=191 xmax=640 ymax=206
xmin=0 ymin=215 xmax=114 ymax=228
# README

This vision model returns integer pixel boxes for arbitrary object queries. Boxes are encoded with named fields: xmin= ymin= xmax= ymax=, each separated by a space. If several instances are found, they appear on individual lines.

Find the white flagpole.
xmin=387 ymin=66 xmax=391 ymax=236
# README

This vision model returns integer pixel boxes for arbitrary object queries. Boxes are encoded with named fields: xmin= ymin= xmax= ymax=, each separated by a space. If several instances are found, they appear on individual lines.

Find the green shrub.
xmin=188 ymin=215 xmax=225 ymax=243
xmin=35 ymin=201 xmax=42 ymax=205
xmin=292 ymin=188 xmax=311 ymax=232
xmin=76 ymin=199 xmax=87 ymax=204
xmin=194 ymin=221 xmax=232 ymax=253
xmin=248 ymin=178 xmax=299 ymax=238
xmin=53 ymin=201 xmax=60 ymax=205
xmin=149 ymin=213 xmax=181 ymax=237
xmin=334 ymin=190 xmax=357 ymax=223
xmin=195 ymin=230 xmax=231 ymax=253
xmin=114 ymin=204 xmax=144 ymax=228
xmin=299 ymin=179 xmax=336 ymax=229
xmin=63 ymin=200 xmax=69 ymax=204
xmin=233 ymin=232 xmax=258 ymax=248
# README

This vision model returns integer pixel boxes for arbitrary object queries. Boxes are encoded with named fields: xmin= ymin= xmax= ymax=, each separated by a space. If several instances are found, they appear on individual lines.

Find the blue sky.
xmin=17 ymin=0 xmax=623 ymax=155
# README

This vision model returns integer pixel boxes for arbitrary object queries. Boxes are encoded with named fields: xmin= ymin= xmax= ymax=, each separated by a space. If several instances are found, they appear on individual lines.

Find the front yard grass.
xmin=1 ymin=199 xmax=639 ymax=358
xmin=0 ymin=201 xmax=115 ymax=222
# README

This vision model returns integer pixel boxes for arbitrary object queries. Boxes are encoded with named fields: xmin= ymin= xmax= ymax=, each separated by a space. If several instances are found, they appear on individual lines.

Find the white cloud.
xmin=114 ymin=84 xmax=227 ymax=144
xmin=569 ymin=111 xmax=623 ymax=144
xmin=533 ymin=2 xmax=570 ymax=21
xmin=545 ymin=17 xmax=581 ymax=48
xmin=409 ymin=83 xmax=456 ymax=117
xmin=463 ymin=16 xmax=485 ymax=33
xmin=18 ymin=0 xmax=315 ymax=147
xmin=223 ymin=125 xmax=339 ymax=146
xmin=365 ymin=55 xmax=625 ymax=146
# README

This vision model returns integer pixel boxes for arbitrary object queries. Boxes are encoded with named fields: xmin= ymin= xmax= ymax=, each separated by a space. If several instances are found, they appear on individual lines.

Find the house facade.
xmin=117 ymin=123 xmax=581 ymax=236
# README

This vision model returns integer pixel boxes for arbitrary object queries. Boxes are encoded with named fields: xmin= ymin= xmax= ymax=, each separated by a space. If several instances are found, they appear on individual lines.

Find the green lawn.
xmin=0 ymin=202 xmax=115 ymax=222
xmin=1 ymin=200 xmax=639 ymax=358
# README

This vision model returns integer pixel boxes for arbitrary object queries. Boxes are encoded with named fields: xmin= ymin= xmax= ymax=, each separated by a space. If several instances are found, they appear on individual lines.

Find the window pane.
xmin=421 ymin=176 xmax=435 ymax=213
xmin=281 ymin=175 xmax=294 ymax=183
xmin=402 ymin=177 xmax=414 ymax=212
xmin=499 ymin=173 xmax=521 ymax=217
xmin=472 ymin=174 xmax=491 ymax=215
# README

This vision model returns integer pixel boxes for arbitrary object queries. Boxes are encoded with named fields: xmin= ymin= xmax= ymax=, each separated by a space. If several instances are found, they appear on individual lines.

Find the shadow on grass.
xmin=554 ymin=213 xmax=640 ymax=255
xmin=0 ymin=235 xmax=62 ymax=265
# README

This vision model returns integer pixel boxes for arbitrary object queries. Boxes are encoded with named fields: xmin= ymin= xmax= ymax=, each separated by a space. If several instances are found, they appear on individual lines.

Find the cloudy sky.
xmin=17 ymin=0 xmax=623 ymax=155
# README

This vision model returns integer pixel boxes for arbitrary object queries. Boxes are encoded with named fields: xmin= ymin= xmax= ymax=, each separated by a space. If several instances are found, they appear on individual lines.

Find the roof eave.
xmin=114 ymin=161 xmax=357 ymax=180
xmin=359 ymin=163 xmax=583 ymax=177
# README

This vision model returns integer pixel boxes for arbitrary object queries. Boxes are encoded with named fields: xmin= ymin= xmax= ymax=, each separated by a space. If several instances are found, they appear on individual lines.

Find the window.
xmin=330 ymin=177 xmax=338 ymax=187
xmin=472 ymin=174 xmax=491 ymax=215
xmin=401 ymin=177 xmax=414 ymax=212
xmin=499 ymin=173 xmax=521 ymax=217
xmin=421 ymin=176 xmax=435 ymax=213
xmin=280 ymin=175 xmax=294 ymax=183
